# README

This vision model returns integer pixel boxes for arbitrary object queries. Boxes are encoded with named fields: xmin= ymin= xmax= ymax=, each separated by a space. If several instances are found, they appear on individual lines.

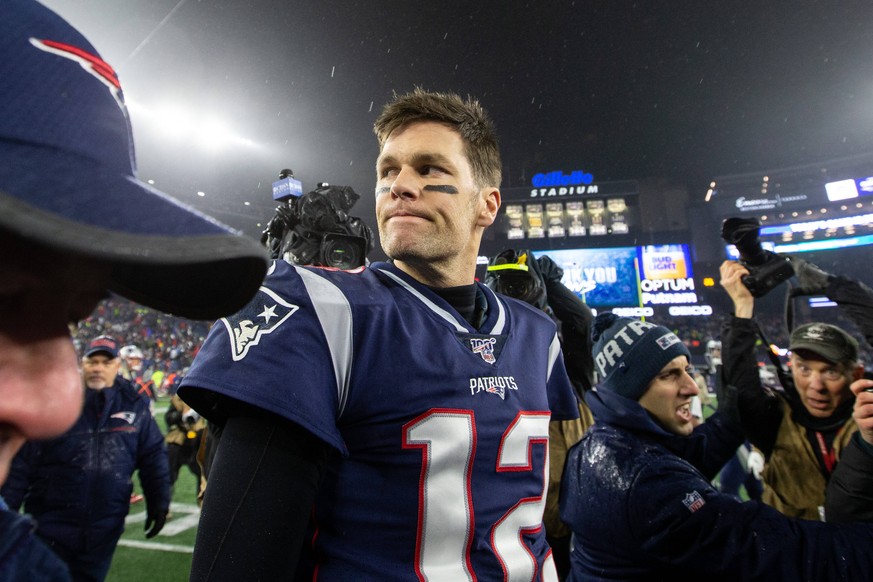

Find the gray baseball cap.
xmin=789 ymin=323 xmax=859 ymax=365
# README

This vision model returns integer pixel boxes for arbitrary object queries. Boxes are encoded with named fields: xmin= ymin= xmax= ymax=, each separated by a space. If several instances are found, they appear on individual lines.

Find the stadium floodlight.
xmin=127 ymin=99 xmax=255 ymax=152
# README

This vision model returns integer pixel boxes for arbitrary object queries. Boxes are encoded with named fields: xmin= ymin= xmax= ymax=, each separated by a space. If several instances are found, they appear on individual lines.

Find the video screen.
xmin=533 ymin=244 xmax=693 ymax=307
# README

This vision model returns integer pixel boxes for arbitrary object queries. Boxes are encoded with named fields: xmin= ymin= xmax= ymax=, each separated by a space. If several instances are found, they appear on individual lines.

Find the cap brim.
xmin=788 ymin=341 xmax=840 ymax=364
xmin=0 ymin=141 xmax=268 ymax=320
xmin=85 ymin=349 xmax=117 ymax=358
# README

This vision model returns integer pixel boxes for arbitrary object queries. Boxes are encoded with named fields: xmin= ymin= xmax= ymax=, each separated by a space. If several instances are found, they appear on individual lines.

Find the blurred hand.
xmin=145 ymin=507 xmax=168 ymax=538
xmin=788 ymin=256 xmax=831 ymax=295
xmin=850 ymin=378 xmax=873 ymax=446
xmin=747 ymin=450 xmax=765 ymax=480
xmin=719 ymin=260 xmax=754 ymax=318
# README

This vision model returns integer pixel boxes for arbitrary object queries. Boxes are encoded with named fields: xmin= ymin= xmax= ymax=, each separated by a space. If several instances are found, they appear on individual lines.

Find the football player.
xmin=179 ymin=89 xmax=579 ymax=580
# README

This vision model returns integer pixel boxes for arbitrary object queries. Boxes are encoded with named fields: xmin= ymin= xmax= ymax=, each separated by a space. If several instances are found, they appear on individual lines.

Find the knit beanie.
xmin=591 ymin=312 xmax=691 ymax=400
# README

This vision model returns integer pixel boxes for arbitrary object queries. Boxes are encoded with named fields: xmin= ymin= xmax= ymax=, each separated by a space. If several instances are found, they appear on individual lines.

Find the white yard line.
xmin=124 ymin=502 xmax=200 ymax=537
xmin=116 ymin=539 xmax=193 ymax=554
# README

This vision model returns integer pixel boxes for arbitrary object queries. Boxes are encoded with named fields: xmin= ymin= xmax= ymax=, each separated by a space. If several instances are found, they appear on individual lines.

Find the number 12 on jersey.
xmin=404 ymin=409 xmax=558 ymax=582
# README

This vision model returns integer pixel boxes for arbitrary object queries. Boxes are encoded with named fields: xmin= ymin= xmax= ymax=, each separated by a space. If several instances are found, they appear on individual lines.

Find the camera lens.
xmin=496 ymin=272 xmax=543 ymax=304
xmin=322 ymin=234 xmax=365 ymax=269
xmin=325 ymin=247 xmax=358 ymax=269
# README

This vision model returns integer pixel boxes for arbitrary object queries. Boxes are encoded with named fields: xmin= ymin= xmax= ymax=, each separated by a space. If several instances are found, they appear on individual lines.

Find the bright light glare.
xmin=130 ymin=100 xmax=257 ymax=153
xmin=156 ymin=105 xmax=193 ymax=139
xmin=198 ymin=118 xmax=234 ymax=150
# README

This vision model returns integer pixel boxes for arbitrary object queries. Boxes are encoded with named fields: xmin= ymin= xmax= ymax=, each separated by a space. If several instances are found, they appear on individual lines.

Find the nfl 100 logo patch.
xmin=469 ymin=337 xmax=497 ymax=364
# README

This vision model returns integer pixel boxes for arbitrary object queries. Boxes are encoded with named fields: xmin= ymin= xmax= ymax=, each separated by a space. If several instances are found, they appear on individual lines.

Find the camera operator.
xmin=485 ymin=248 xmax=594 ymax=579
xmin=261 ymin=182 xmax=374 ymax=268
xmin=720 ymin=253 xmax=873 ymax=520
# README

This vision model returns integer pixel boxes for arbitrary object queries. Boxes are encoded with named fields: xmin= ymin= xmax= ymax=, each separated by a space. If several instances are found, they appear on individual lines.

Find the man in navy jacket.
xmin=1 ymin=337 xmax=170 ymax=581
xmin=560 ymin=313 xmax=873 ymax=581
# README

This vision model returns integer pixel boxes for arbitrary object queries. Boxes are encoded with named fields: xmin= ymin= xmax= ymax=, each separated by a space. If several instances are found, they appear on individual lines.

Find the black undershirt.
xmin=428 ymin=282 xmax=480 ymax=327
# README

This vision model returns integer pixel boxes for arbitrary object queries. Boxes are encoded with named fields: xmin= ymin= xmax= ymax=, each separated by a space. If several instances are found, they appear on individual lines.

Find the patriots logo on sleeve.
xmin=221 ymin=287 xmax=299 ymax=361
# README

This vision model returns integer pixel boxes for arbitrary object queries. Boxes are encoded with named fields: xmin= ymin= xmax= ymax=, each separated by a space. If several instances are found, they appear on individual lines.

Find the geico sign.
xmin=668 ymin=305 xmax=713 ymax=316
xmin=611 ymin=307 xmax=654 ymax=317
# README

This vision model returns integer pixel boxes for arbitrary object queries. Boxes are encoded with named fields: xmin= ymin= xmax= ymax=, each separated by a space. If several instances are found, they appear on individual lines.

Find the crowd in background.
xmin=661 ymin=310 xmax=872 ymax=371
xmin=74 ymin=298 xmax=214 ymax=396
xmin=70 ymin=295 xmax=872 ymax=394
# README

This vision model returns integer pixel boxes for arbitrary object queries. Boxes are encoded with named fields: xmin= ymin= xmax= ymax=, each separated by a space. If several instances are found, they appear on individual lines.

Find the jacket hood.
xmin=584 ymin=388 xmax=668 ymax=436
xmin=584 ymin=388 xmax=709 ymax=464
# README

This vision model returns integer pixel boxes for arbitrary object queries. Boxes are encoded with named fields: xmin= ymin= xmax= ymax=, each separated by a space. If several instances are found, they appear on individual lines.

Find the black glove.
xmin=788 ymin=255 xmax=832 ymax=295
xmin=715 ymin=375 xmax=741 ymax=428
xmin=145 ymin=506 xmax=168 ymax=538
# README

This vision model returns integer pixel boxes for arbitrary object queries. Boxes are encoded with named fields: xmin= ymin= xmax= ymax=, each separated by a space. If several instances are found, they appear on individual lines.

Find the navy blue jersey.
xmin=182 ymin=260 xmax=578 ymax=580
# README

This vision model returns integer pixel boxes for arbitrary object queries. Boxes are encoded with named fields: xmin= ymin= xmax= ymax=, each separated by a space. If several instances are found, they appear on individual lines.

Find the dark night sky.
xmin=42 ymin=0 xmax=873 ymax=240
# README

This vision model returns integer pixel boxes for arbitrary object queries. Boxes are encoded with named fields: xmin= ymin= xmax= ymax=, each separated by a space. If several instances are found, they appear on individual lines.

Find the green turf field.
xmin=106 ymin=395 xmax=198 ymax=581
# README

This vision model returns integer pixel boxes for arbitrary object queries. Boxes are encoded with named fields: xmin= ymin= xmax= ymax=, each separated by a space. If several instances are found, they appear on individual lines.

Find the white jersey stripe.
xmin=480 ymin=285 xmax=506 ymax=335
xmin=295 ymin=267 xmax=353 ymax=417
xmin=376 ymin=268 xmax=468 ymax=333
xmin=546 ymin=333 xmax=561 ymax=383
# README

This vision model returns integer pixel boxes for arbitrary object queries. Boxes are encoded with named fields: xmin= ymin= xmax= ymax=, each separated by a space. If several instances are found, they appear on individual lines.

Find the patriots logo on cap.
xmin=222 ymin=287 xmax=299 ymax=361
xmin=29 ymin=38 xmax=124 ymax=109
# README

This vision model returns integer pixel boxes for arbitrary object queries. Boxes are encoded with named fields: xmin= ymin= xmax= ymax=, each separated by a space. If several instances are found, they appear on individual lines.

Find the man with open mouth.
xmin=720 ymin=257 xmax=870 ymax=521
xmin=559 ymin=312 xmax=873 ymax=580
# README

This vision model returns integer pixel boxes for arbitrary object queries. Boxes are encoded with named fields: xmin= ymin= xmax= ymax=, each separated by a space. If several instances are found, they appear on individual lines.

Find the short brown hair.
xmin=374 ymin=88 xmax=502 ymax=189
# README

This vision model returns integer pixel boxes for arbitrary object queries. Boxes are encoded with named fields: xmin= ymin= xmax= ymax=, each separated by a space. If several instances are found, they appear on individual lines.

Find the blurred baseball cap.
xmin=85 ymin=335 xmax=119 ymax=358
xmin=789 ymin=323 xmax=859 ymax=365
xmin=119 ymin=345 xmax=144 ymax=360
xmin=0 ymin=0 xmax=268 ymax=320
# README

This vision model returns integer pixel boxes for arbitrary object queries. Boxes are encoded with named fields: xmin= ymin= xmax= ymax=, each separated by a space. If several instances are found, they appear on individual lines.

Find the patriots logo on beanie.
xmin=591 ymin=312 xmax=691 ymax=400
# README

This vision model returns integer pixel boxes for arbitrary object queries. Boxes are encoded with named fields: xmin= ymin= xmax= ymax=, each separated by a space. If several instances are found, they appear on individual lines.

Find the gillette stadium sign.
xmin=530 ymin=170 xmax=600 ymax=197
